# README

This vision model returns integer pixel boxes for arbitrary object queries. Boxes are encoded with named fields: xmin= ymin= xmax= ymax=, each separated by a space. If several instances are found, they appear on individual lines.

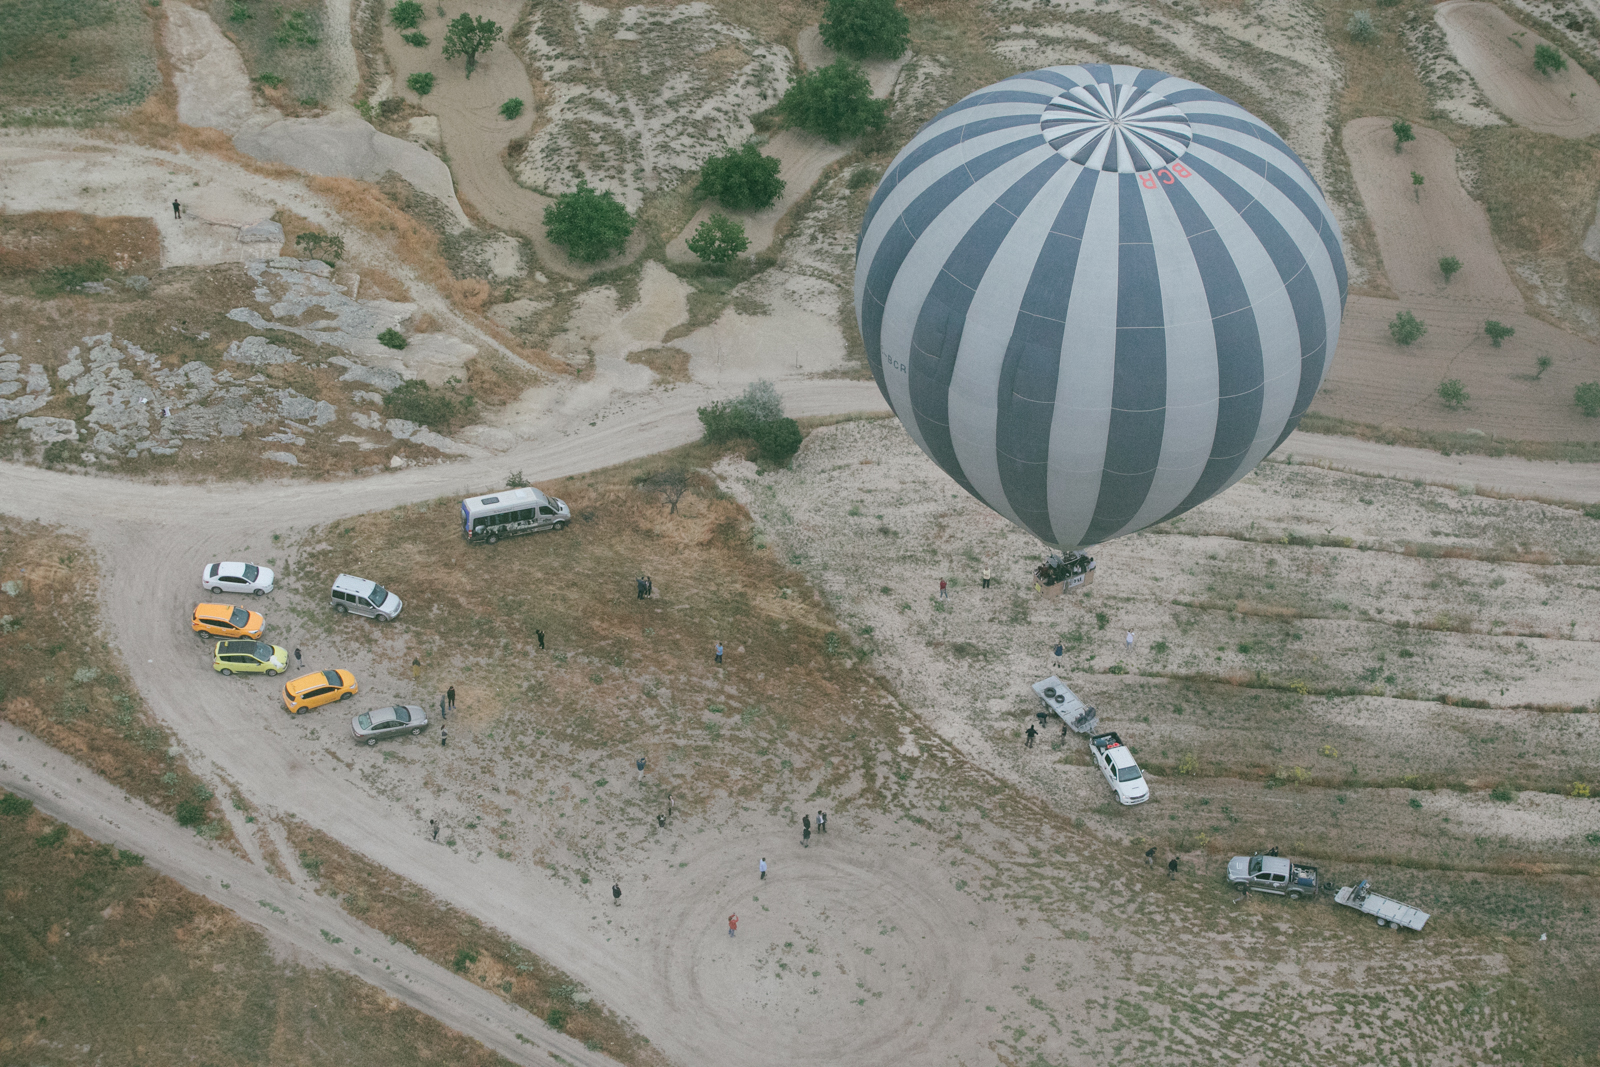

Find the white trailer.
xmin=1031 ymin=676 xmax=1097 ymax=734
xmin=1335 ymin=880 xmax=1430 ymax=931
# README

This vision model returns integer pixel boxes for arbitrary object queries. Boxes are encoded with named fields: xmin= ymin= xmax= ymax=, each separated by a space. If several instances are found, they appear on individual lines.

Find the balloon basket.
xmin=1033 ymin=552 xmax=1095 ymax=598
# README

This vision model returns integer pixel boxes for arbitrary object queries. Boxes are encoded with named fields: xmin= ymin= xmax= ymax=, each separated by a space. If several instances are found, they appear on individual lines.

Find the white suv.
xmin=331 ymin=574 xmax=403 ymax=620
xmin=201 ymin=561 xmax=275 ymax=596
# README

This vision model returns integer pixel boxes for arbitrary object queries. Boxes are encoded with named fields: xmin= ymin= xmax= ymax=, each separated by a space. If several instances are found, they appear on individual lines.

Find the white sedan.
xmin=201 ymin=561 xmax=275 ymax=596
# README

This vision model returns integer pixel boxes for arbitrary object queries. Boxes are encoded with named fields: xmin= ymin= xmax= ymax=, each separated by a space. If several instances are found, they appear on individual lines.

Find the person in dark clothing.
xmin=637 ymin=756 xmax=646 ymax=780
xmin=1144 ymin=847 xmax=1156 ymax=867
xmin=667 ymin=793 xmax=673 ymax=819
xmin=440 ymin=727 xmax=448 ymax=747
xmin=431 ymin=819 xmax=439 ymax=840
xmin=802 ymin=814 xmax=811 ymax=835
xmin=172 ymin=199 xmax=182 ymax=219
xmin=535 ymin=629 xmax=545 ymax=650
xmin=636 ymin=576 xmax=647 ymax=600
xmin=657 ymin=813 xmax=666 ymax=828
xmin=645 ymin=576 xmax=653 ymax=597
xmin=1167 ymin=857 xmax=1179 ymax=880
xmin=612 ymin=882 xmax=622 ymax=906
xmin=447 ymin=686 xmax=456 ymax=710
xmin=294 ymin=647 xmax=302 ymax=664
xmin=1025 ymin=724 xmax=1037 ymax=748
xmin=802 ymin=825 xmax=811 ymax=848
xmin=439 ymin=694 xmax=447 ymax=721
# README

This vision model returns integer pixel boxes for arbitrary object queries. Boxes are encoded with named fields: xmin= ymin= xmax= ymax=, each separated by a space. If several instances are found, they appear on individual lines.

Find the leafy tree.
xmin=401 ymin=30 xmax=428 ymax=46
xmin=1346 ymin=10 xmax=1376 ymax=41
xmin=378 ymin=328 xmax=408 ymax=349
xmin=1389 ymin=310 xmax=1427 ymax=346
xmin=644 ymin=468 xmax=690 ymax=514
xmin=389 ymin=1 xmax=424 ymax=29
xmin=1576 ymin=381 xmax=1600 ymax=418
xmin=752 ymin=417 xmax=803 ymax=465
xmin=697 ymin=142 xmax=785 ymax=210
xmin=697 ymin=379 xmax=786 ymax=442
xmin=542 ymin=181 xmax=633 ymax=262
xmin=819 ymin=0 xmax=909 ymax=60
xmin=1534 ymin=355 xmax=1551 ymax=379
xmin=1411 ymin=170 xmax=1424 ymax=200
xmin=1438 ymin=255 xmax=1461 ymax=282
xmin=442 ymin=13 xmax=503 ymax=78
xmin=1483 ymin=320 xmax=1514 ymax=347
xmin=1392 ymin=119 xmax=1414 ymax=153
xmin=407 ymin=71 xmax=435 ymax=95
xmin=295 ymin=231 xmax=344 ymax=262
xmin=500 ymin=97 xmax=524 ymax=120
xmin=1533 ymin=43 xmax=1566 ymax=76
xmin=1437 ymin=378 xmax=1468 ymax=410
xmin=687 ymin=213 xmax=749 ymax=264
xmin=780 ymin=60 xmax=889 ymax=143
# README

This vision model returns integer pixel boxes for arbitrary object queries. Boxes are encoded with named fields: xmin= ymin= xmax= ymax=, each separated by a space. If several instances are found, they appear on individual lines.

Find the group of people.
xmin=635 ymin=575 xmax=654 ymax=600
xmin=801 ymin=810 xmax=827 ymax=847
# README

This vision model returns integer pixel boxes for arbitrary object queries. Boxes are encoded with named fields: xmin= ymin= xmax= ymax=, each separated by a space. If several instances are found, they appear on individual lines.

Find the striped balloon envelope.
xmin=854 ymin=64 xmax=1347 ymax=551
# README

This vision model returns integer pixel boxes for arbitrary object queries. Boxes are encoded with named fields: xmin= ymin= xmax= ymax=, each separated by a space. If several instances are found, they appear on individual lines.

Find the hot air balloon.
xmin=854 ymin=64 xmax=1347 ymax=565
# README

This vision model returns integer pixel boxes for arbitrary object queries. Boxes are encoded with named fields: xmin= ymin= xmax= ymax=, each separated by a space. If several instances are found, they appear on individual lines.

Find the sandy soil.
xmin=664 ymin=26 xmax=905 ymax=265
xmin=379 ymin=2 xmax=646 ymax=278
xmin=1324 ymin=119 xmax=1600 ymax=439
xmin=0 ymin=729 xmax=606 ymax=1067
xmin=1435 ymin=1 xmax=1600 ymax=138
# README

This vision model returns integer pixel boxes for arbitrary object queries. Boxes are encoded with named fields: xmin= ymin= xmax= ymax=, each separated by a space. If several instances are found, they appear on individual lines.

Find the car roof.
xmin=464 ymin=486 xmax=549 ymax=510
xmin=196 ymin=602 xmax=233 ymax=614
xmin=1106 ymin=747 xmax=1139 ymax=767
xmin=1255 ymin=855 xmax=1292 ymax=874
xmin=218 ymin=639 xmax=260 ymax=653
xmin=333 ymin=574 xmax=376 ymax=593
xmin=218 ymin=562 xmax=251 ymax=575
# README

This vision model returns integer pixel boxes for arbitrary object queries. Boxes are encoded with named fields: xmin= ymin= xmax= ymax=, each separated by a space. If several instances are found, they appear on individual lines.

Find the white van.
xmin=331 ymin=574 xmax=403 ymax=620
xmin=461 ymin=486 xmax=570 ymax=544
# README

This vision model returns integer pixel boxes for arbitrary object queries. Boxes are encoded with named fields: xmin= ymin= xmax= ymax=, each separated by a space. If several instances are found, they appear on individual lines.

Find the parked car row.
xmin=197 ymin=561 xmax=423 ymax=743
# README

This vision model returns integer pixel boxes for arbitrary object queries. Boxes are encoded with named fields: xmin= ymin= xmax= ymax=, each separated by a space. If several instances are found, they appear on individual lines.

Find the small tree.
xmin=687 ymin=213 xmax=749 ymax=264
xmin=542 ymin=181 xmax=633 ymax=262
xmin=442 ymin=13 xmax=503 ymax=78
xmin=1576 ymin=381 xmax=1600 ymax=417
xmin=819 ymin=0 xmax=910 ymax=60
xmin=378 ymin=328 xmax=407 ymax=349
xmin=402 ymin=31 xmax=428 ymax=46
xmin=780 ymin=60 xmax=889 ymax=143
xmin=697 ymin=142 xmax=785 ymax=210
xmin=1484 ymin=320 xmax=1514 ymax=347
xmin=1437 ymin=378 xmax=1469 ymax=410
xmin=1390 ymin=310 xmax=1427 ymax=346
xmin=1411 ymin=170 xmax=1424 ymax=201
xmin=1392 ymin=119 xmax=1414 ymax=153
xmin=1439 ymin=256 xmax=1461 ymax=282
xmin=406 ymin=71 xmax=434 ymax=95
xmin=1346 ymin=10 xmax=1377 ymax=41
xmin=389 ymin=1 xmax=424 ymax=29
xmin=753 ymin=416 xmax=803 ymax=465
xmin=1533 ymin=43 xmax=1567 ymax=76
xmin=644 ymin=468 xmax=690 ymax=514
xmin=500 ymin=97 xmax=524 ymax=120
xmin=295 ymin=231 xmax=344 ymax=262
xmin=1534 ymin=355 xmax=1552 ymax=379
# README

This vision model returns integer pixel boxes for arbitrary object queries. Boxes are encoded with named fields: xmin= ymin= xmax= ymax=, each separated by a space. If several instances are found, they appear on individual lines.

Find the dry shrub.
xmin=443 ymin=277 xmax=491 ymax=312
xmin=0 ymin=212 xmax=161 ymax=276
xmin=626 ymin=346 xmax=692 ymax=383
xmin=409 ymin=311 xmax=441 ymax=334
xmin=464 ymin=354 xmax=535 ymax=405
xmin=356 ymin=266 xmax=410 ymax=302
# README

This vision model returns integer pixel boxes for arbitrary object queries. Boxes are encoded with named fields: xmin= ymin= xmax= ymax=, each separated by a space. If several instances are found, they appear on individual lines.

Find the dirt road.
xmin=0 ymin=729 xmax=607 ymax=1067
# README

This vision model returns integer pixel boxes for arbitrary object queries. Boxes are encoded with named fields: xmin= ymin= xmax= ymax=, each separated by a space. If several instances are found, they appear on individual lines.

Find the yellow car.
xmin=213 ymin=640 xmax=289 ymax=676
xmin=282 ymin=669 xmax=358 ymax=714
xmin=192 ymin=603 xmax=265 ymax=640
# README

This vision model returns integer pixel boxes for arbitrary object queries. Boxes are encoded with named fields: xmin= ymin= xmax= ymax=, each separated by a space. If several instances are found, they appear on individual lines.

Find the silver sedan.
xmin=351 ymin=704 xmax=429 ymax=745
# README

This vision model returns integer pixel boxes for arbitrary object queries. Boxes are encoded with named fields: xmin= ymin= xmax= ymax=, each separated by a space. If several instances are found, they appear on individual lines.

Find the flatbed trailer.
xmin=1335 ymin=880 xmax=1430 ymax=931
xmin=1031 ymin=677 xmax=1097 ymax=734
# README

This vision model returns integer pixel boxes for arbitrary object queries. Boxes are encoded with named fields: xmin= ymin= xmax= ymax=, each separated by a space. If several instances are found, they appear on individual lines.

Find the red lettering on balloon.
xmin=1139 ymin=172 xmax=1158 ymax=190
xmin=1172 ymin=161 xmax=1193 ymax=179
xmin=1157 ymin=169 xmax=1175 ymax=184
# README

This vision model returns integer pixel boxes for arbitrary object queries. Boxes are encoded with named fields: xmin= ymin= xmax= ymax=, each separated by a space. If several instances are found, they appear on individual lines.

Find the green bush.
xmin=378 ymin=327 xmax=408 ymax=350
xmin=407 ymin=71 xmax=435 ymax=96
xmin=275 ymin=8 xmax=318 ymax=47
xmin=452 ymin=947 xmax=479 ymax=972
xmin=753 ymin=417 xmax=803 ymax=465
xmin=697 ymin=142 xmax=785 ymax=210
xmin=698 ymin=380 xmax=784 ymax=442
xmin=295 ymin=231 xmax=344 ymax=262
xmin=687 ymin=213 xmax=749 ymax=264
xmin=255 ymin=72 xmax=284 ymax=87
xmin=779 ymin=61 xmax=888 ymax=143
xmin=543 ymin=181 xmax=633 ymax=263
xmin=34 ymin=824 xmax=68 ymax=849
xmin=1483 ymin=320 xmax=1514 ymax=347
xmin=1391 ymin=119 xmax=1414 ymax=153
xmin=384 ymin=378 xmax=469 ymax=429
xmin=546 ymin=1008 xmax=569 ymax=1031
xmin=1346 ymin=10 xmax=1376 ymax=41
xmin=847 ymin=166 xmax=878 ymax=190
xmin=1533 ymin=43 xmax=1566 ymax=76
xmin=1438 ymin=255 xmax=1461 ymax=282
xmin=500 ymin=97 xmax=524 ymax=120
xmin=1489 ymin=783 xmax=1516 ymax=803
xmin=174 ymin=799 xmax=207 ymax=827
xmin=42 ymin=440 xmax=83 ymax=467
xmin=819 ymin=0 xmax=909 ymax=59
xmin=401 ymin=30 xmax=427 ymax=46
xmin=389 ymin=0 xmax=424 ymax=29
xmin=34 ymin=258 xmax=109 ymax=296
xmin=1437 ymin=378 xmax=1468 ymax=410
xmin=0 ymin=792 xmax=34 ymax=817
xmin=1576 ymin=381 xmax=1600 ymax=417
xmin=1389 ymin=310 xmax=1426 ymax=346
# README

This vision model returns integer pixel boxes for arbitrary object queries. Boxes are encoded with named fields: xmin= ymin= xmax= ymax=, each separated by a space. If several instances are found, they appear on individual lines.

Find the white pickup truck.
xmin=1089 ymin=732 xmax=1149 ymax=805
xmin=1227 ymin=853 xmax=1320 ymax=899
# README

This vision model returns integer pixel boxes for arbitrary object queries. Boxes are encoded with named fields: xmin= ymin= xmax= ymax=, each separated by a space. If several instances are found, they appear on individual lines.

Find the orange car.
xmin=282 ymin=669 xmax=358 ymax=714
xmin=192 ymin=603 xmax=265 ymax=640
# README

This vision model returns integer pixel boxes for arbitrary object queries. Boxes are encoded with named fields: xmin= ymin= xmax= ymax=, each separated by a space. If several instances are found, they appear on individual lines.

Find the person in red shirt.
xmin=728 ymin=913 xmax=738 ymax=938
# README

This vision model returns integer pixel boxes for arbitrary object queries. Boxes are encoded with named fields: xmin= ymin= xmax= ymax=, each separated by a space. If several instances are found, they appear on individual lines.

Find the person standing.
xmin=802 ymin=814 xmax=811 ymax=835
xmin=759 ymin=857 xmax=767 ymax=880
xmin=535 ymin=629 xmax=545 ymax=650
xmin=440 ymin=726 xmax=448 ymax=747
xmin=802 ymin=825 xmax=811 ymax=848
xmin=1126 ymin=630 xmax=1136 ymax=649
xmin=715 ymin=641 xmax=724 ymax=665
xmin=431 ymin=819 xmax=439 ymax=841
xmin=636 ymin=576 xmax=647 ymax=600
xmin=1144 ymin=847 xmax=1156 ymax=867
xmin=439 ymin=694 xmax=447 ymax=721
xmin=172 ymin=199 xmax=182 ymax=219
xmin=1053 ymin=641 xmax=1065 ymax=664
xmin=816 ymin=811 xmax=826 ymax=835
xmin=981 ymin=566 xmax=992 ymax=589
xmin=939 ymin=578 xmax=948 ymax=600
xmin=728 ymin=913 xmax=738 ymax=938
xmin=612 ymin=881 xmax=622 ymax=907
xmin=1025 ymin=724 xmax=1037 ymax=749
xmin=447 ymin=686 xmax=456 ymax=711
xmin=1167 ymin=857 xmax=1179 ymax=880
xmin=667 ymin=793 xmax=673 ymax=820
xmin=293 ymin=647 xmax=302 ymax=665
xmin=657 ymin=813 xmax=666 ymax=828
xmin=645 ymin=576 xmax=653 ymax=598
xmin=637 ymin=756 xmax=646 ymax=781
xmin=411 ymin=657 xmax=421 ymax=680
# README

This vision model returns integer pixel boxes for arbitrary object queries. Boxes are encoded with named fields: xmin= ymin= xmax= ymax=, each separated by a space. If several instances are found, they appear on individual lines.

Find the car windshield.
xmin=243 ymin=564 xmax=259 ymax=582
xmin=229 ymin=607 xmax=250 ymax=628
xmin=356 ymin=713 xmax=372 ymax=730
xmin=1116 ymin=765 xmax=1144 ymax=783
xmin=1249 ymin=856 xmax=1263 ymax=875
xmin=253 ymin=642 xmax=273 ymax=659
xmin=393 ymin=706 xmax=411 ymax=724
xmin=322 ymin=670 xmax=342 ymax=686
xmin=369 ymin=583 xmax=388 ymax=607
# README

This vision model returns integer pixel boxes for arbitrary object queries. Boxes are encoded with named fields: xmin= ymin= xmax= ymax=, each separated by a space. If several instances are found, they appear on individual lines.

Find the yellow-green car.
xmin=213 ymin=639 xmax=289 ymax=677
